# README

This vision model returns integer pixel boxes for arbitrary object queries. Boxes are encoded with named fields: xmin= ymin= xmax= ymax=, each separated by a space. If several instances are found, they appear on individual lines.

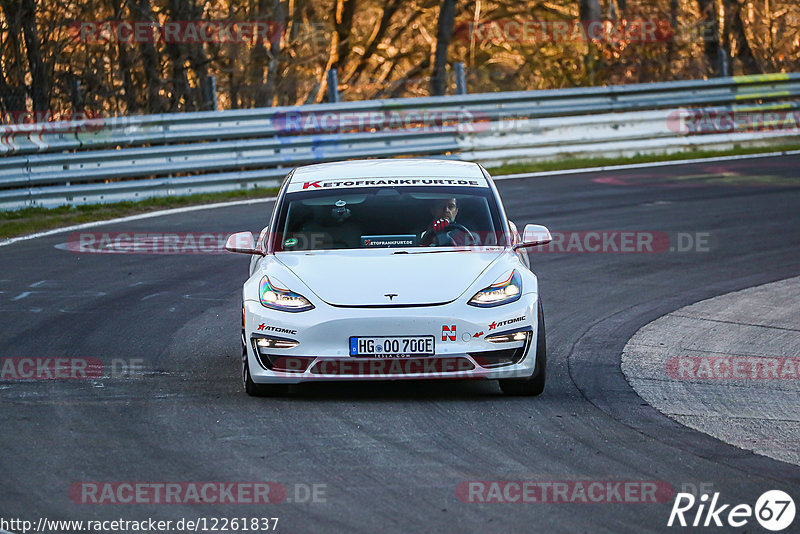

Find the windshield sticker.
xmin=289 ymin=178 xmax=487 ymax=192
xmin=284 ymin=238 xmax=298 ymax=248
xmin=361 ymin=235 xmax=418 ymax=247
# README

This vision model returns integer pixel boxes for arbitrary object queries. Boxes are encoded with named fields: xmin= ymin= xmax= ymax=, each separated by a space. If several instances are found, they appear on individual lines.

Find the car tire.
xmin=499 ymin=299 xmax=546 ymax=396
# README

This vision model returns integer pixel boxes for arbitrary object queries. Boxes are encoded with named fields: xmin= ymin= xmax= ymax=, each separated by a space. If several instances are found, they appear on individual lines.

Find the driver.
xmin=421 ymin=197 xmax=471 ymax=245
xmin=429 ymin=197 xmax=459 ymax=232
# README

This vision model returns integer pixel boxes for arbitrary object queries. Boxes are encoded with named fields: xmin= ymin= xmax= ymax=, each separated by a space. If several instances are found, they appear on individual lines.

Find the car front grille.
xmin=469 ymin=345 xmax=528 ymax=368
xmin=308 ymin=357 xmax=476 ymax=376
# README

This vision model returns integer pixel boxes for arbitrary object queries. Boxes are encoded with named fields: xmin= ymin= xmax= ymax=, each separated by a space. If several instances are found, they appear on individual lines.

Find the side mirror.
xmin=225 ymin=232 xmax=263 ymax=255
xmin=513 ymin=224 xmax=552 ymax=249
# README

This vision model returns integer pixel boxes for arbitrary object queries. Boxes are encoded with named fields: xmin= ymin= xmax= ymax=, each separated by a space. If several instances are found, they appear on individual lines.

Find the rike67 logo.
xmin=668 ymin=490 xmax=795 ymax=531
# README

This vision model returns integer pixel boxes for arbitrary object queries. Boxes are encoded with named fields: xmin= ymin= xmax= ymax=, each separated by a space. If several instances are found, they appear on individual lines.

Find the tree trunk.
xmin=163 ymin=0 xmax=199 ymax=111
xmin=332 ymin=0 xmax=357 ymax=76
xmin=0 ymin=65 xmax=14 ymax=113
xmin=0 ymin=0 xmax=27 ymax=112
xmin=667 ymin=0 xmax=679 ymax=67
xmin=579 ymin=0 xmax=602 ymax=85
xmin=579 ymin=0 xmax=601 ymax=24
xmin=260 ymin=0 xmax=286 ymax=107
xmin=19 ymin=0 xmax=49 ymax=112
xmin=724 ymin=0 xmax=760 ymax=74
xmin=178 ymin=0 xmax=213 ymax=110
xmin=131 ymin=0 xmax=167 ymax=113
xmin=696 ymin=0 xmax=723 ymax=76
xmin=111 ymin=0 xmax=138 ymax=113
xmin=317 ymin=0 xmax=356 ymax=103
xmin=431 ymin=0 xmax=456 ymax=96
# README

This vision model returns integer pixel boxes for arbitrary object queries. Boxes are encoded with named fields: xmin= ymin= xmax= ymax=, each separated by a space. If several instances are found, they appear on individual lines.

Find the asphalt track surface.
xmin=2 ymin=155 xmax=800 ymax=533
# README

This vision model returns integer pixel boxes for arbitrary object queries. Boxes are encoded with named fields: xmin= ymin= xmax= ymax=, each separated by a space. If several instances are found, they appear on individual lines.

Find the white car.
xmin=226 ymin=159 xmax=552 ymax=396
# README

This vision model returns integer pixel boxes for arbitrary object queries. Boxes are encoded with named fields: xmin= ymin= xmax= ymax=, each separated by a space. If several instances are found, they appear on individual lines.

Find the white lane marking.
xmin=9 ymin=290 xmax=106 ymax=302
xmin=0 ymin=196 xmax=277 ymax=249
xmin=141 ymin=292 xmax=168 ymax=301
xmin=492 ymin=149 xmax=800 ymax=180
xmin=29 ymin=280 xmax=47 ymax=287
xmin=182 ymin=294 xmax=226 ymax=301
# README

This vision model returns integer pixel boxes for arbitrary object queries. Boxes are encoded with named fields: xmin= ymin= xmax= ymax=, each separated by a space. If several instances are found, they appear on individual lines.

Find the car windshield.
xmin=272 ymin=185 xmax=506 ymax=251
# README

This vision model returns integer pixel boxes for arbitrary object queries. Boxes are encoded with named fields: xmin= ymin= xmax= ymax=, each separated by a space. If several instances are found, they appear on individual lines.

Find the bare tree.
xmin=579 ymin=0 xmax=601 ymax=85
xmin=2 ymin=0 xmax=797 ymax=115
xmin=0 ymin=0 xmax=26 ymax=112
xmin=131 ymin=0 xmax=167 ymax=112
xmin=345 ymin=0 xmax=403 ymax=87
xmin=430 ymin=0 xmax=456 ymax=96
xmin=110 ymin=0 xmax=138 ymax=113
xmin=163 ymin=0 xmax=196 ymax=111
xmin=724 ymin=0 xmax=760 ymax=74
xmin=259 ymin=0 xmax=286 ymax=107
xmin=316 ymin=0 xmax=356 ymax=102
xmin=20 ymin=0 xmax=49 ymax=111
xmin=696 ymin=0 xmax=724 ymax=76
xmin=1 ymin=0 xmax=50 ymax=111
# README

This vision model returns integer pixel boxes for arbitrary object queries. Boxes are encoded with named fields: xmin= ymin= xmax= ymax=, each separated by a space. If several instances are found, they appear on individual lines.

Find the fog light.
xmin=253 ymin=336 xmax=299 ymax=353
xmin=485 ymin=329 xmax=531 ymax=344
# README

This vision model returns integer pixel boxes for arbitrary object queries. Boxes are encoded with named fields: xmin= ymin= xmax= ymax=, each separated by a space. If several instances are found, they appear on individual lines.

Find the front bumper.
xmin=243 ymin=295 xmax=540 ymax=384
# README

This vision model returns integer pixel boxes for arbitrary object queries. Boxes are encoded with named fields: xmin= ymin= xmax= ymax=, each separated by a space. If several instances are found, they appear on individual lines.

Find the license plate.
xmin=349 ymin=336 xmax=435 ymax=357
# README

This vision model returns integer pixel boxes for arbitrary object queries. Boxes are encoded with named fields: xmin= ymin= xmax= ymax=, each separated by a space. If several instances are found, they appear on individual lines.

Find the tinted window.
xmin=272 ymin=186 xmax=505 ymax=251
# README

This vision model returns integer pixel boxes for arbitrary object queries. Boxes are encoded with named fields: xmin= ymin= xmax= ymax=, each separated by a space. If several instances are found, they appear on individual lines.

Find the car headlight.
xmin=468 ymin=270 xmax=522 ymax=308
xmin=259 ymin=276 xmax=314 ymax=312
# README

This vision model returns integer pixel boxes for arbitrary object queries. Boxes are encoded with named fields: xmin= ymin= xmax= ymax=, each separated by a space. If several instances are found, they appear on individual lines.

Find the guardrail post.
xmin=70 ymin=78 xmax=84 ymax=112
xmin=454 ymin=62 xmax=467 ymax=95
xmin=327 ymin=69 xmax=340 ymax=103
xmin=202 ymin=76 xmax=218 ymax=111
xmin=717 ymin=47 xmax=730 ymax=78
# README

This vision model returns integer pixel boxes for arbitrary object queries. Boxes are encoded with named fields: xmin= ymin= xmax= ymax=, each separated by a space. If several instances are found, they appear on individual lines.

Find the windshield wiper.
xmin=393 ymin=249 xmax=468 ymax=254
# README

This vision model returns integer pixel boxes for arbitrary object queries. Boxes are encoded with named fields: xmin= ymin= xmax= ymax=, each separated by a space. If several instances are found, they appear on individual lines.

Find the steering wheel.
xmin=422 ymin=223 xmax=478 ymax=246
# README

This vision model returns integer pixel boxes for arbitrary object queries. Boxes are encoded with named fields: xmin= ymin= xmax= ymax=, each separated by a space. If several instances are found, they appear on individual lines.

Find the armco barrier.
xmin=1 ymin=73 xmax=799 ymax=209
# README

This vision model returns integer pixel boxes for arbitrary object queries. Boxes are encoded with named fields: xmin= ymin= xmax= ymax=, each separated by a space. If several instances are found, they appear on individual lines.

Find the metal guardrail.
xmin=1 ymin=73 xmax=799 ymax=209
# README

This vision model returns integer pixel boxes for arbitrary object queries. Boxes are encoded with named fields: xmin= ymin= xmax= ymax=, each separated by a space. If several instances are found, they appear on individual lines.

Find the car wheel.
xmin=499 ymin=299 xmax=546 ymax=396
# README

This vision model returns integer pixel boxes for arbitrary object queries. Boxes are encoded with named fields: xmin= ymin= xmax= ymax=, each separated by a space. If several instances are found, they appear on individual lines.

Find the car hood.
xmin=274 ymin=249 xmax=505 ymax=306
